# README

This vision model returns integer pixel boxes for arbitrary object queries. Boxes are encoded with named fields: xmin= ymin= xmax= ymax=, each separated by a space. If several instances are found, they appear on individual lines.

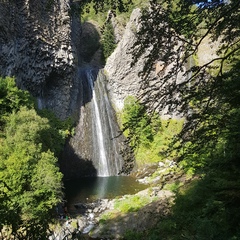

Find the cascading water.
xmin=87 ymin=70 xmax=110 ymax=176
xmin=65 ymin=67 xmax=126 ymax=177
xmin=60 ymin=68 xmax=136 ymax=237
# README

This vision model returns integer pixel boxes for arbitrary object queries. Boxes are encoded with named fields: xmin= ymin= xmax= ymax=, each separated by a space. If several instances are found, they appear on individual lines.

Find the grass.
xmin=163 ymin=181 xmax=184 ymax=193
xmin=99 ymin=211 xmax=118 ymax=224
xmin=98 ymin=194 xmax=153 ymax=225
xmin=135 ymin=119 xmax=184 ymax=166
xmin=114 ymin=194 xmax=151 ymax=213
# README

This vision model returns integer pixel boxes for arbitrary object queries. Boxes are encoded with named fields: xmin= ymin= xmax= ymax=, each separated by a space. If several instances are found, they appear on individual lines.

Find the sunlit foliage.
xmin=122 ymin=96 xmax=160 ymax=149
xmin=0 ymin=78 xmax=64 ymax=239
xmin=0 ymin=77 xmax=34 ymax=130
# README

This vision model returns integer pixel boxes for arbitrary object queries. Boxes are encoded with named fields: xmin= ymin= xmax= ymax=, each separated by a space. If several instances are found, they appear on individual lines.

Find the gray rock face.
xmin=105 ymin=8 xmax=186 ymax=118
xmin=0 ymin=0 xmax=81 ymax=119
xmin=105 ymin=8 xmax=144 ymax=111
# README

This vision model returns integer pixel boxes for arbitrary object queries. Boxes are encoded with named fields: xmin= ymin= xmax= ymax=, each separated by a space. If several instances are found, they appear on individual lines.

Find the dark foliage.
xmin=132 ymin=0 xmax=240 ymax=157
xmin=126 ymin=0 xmax=240 ymax=238
xmin=71 ymin=0 xmax=133 ymax=15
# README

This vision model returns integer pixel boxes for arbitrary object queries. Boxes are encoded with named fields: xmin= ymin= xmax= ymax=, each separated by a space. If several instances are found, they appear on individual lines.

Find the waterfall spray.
xmin=87 ymin=70 xmax=110 ymax=176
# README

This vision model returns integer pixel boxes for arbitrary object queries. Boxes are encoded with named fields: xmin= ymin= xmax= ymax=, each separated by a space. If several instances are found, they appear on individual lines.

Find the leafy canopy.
xmin=0 ymin=78 xmax=64 ymax=239
xmin=122 ymin=96 xmax=184 ymax=166
xmin=0 ymin=107 xmax=63 ymax=239
xmin=127 ymin=0 xmax=240 ymax=238
xmin=122 ymin=96 xmax=160 ymax=149
xmin=132 ymin=0 xmax=240 ymax=166
xmin=0 ymin=76 xmax=34 ymax=129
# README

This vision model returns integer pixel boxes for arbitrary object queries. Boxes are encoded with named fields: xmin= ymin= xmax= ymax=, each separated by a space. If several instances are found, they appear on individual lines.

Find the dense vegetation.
xmin=123 ymin=0 xmax=240 ymax=239
xmin=0 ymin=77 xmax=72 ymax=239
xmin=1 ymin=0 xmax=240 ymax=238
xmin=121 ymin=96 xmax=183 ymax=166
xmin=101 ymin=22 xmax=117 ymax=60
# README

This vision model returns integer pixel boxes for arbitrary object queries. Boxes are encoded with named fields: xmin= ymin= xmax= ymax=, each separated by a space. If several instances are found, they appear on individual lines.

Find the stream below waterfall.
xmin=64 ymin=176 xmax=148 ymax=214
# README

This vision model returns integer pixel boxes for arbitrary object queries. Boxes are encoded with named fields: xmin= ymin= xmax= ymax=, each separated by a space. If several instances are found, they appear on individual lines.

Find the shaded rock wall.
xmin=0 ymin=0 xmax=81 ymax=119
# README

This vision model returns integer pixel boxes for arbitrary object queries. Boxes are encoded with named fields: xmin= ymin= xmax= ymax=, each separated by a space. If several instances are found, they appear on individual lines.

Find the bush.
xmin=122 ymin=96 xmax=159 ymax=149
xmin=121 ymin=96 xmax=184 ymax=165
xmin=0 ymin=77 xmax=34 ymax=126
xmin=0 ymin=107 xmax=63 ymax=239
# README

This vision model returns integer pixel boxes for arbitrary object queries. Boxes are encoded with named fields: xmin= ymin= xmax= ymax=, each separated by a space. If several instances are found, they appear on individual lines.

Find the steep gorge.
xmin=0 ymin=0 xmax=189 ymax=178
xmin=1 ymin=1 xmax=234 ymax=239
xmin=0 ymin=0 xmax=133 ymax=178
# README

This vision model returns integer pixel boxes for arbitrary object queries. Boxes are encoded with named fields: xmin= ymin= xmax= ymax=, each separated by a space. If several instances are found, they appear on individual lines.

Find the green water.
xmin=64 ymin=176 xmax=148 ymax=210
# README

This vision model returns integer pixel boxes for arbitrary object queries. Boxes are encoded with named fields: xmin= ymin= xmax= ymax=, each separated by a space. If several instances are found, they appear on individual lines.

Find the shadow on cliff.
xmin=59 ymin=141 xmax=97 ymax=181
xmin=59 ymin=64 xmax=100 ymax=180
xmin=78 ymin=66 xmax=99 ymax=106
xmin=73 ymin=19 xmax=103 ymax=109
xmin=79 ymin=21 xmax=102 ymax=65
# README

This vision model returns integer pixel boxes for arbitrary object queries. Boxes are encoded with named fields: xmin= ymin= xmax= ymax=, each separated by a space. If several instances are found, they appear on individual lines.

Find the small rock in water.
xmin=88 ymin=213 xmax=95 ymax=220
xmin=82 ymin=223 xmax=95 ymax=234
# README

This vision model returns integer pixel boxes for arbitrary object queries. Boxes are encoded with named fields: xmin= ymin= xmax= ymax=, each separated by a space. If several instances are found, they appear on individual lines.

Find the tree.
xmin=0 ymin=77 xmax=34 ymax=130
xmin=131 ymin=0 xmax=240 ymax=162
xmin=0 ymin=76 xmax=73 ymax=238
xmin=0 ymin=107 xmax=63 ymax=239
xmin=71 ymin=0 xmax=133 ymax=16
xmin=101 ymin=22 xmax=117 ymax=60
xmin=128 ymin=0 xmax=240 ymax=238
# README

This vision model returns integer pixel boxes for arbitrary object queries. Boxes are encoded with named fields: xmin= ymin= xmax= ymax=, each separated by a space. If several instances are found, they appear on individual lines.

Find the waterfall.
xmin=37 ymin=97 xmax=45 ymax=110
xmin=69 ymin=67 xmax=125 ymax=177
xmin=87 ymin=70 xmax=110 ymax=176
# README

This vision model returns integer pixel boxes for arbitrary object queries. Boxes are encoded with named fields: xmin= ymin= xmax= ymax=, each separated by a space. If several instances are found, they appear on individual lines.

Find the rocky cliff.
xmin=0 ymin=0 xmax=82 ymax=119
xmin=0 ymin=0 xmax=184 ymax=119
xmin=105 ymin=8 xmax=186 ymax=118
xmin=0 ymin=1 xmax=185 ymax=178
xmin=104 ymin=8 xmax=144 ymax=111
